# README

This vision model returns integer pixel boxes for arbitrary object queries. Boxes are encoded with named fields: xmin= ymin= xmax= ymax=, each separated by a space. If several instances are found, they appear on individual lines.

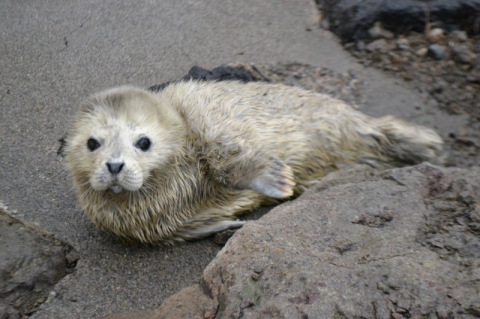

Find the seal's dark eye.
xmin=136 ymin=137 xmax=151 ymax=151
xmin=87 ymin=138 xmax=100 ymax=151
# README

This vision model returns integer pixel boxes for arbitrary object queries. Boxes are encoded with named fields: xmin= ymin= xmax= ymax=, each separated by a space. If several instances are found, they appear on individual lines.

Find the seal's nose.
xmin=106 ymin=162 xmax=124 ymax=175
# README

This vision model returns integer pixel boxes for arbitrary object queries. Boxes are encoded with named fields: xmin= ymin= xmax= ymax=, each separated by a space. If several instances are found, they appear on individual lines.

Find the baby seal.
xmin=64 ymin=81 xmax=443 ymax=245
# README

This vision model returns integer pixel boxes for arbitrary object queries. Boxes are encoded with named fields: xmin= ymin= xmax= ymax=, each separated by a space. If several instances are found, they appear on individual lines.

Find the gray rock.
xmin=451 ymin=44 xmax=477 ymax=65
xmin=450 ymin=30 xmax=469 ymax=42
xmin=119 ymin=163 xmax=480 ymax=318
xmin=428 ymin=44 xmax=446 ymax=60
xmin=366 ymin=38 xmax=389 ymax=53
xmin=355 ymin=40 xmax=366 ymax=51
xmin=395 ymin=38 xmax=411 ymax=51
xmin=104 ymin=285 xmax=217 ymax=319
xmin=368 ymin=22 xmax=394 ymax=40
xmin=0 ymin=208 xmax=77 ymax=318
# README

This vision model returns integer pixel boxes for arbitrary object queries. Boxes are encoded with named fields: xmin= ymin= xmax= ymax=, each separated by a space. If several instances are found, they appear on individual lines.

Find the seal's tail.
xmin=372 ymin=116 xmax=444 ymax=166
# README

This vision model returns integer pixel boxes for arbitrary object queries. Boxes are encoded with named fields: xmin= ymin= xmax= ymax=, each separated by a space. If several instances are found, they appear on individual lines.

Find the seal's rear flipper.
xmin=374 ymin=116 xmax=444 ymax=165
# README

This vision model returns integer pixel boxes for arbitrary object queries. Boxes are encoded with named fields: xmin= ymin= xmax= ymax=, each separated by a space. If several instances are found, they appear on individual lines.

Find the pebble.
xmin=428 ymin=44 xmax=446 ymax=60
xmin=427 ymin=28 xmax=445 ymax=43
xmin=366 ymin=38 xmax=388 ymax=53
xmin=416 ymin=47 xmax=428 ymax=57
xmin=368 ymin=22 xmax=394 ymax=40
xmin=355 ymin=40 xmax=366 ymax=51
xmin=213 ymin=229 xmax=237 ymax=245
xmin=396 ymin=37 xmax=410 ymax=50
xmin=450 ymin=30 xmax=468 ymax=42
xmin=450 ymin=44 xmax=477 ymax=65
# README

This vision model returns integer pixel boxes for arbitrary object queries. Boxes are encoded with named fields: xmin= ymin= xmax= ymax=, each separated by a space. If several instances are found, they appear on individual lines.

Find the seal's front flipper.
xmin=203 ymin=139 xmax=295 ymax=198
xmin=237 ymin=158 xmax=295 ymax=199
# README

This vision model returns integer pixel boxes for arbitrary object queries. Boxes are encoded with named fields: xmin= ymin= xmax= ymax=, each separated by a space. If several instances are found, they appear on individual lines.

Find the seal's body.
xmin=64 ymin=81 xmax=443 ymax=245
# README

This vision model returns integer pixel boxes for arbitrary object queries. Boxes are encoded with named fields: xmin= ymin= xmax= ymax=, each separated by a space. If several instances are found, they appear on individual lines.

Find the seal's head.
xmin=64 ymin=86 xmax=185 ymax=195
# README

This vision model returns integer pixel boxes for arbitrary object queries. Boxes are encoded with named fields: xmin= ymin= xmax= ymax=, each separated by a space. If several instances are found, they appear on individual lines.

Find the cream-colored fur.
xmin=64 ymin=81 xmax=443 ymax=245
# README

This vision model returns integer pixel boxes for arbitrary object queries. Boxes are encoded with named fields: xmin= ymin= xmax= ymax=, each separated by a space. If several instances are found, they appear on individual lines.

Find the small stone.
xmin=366 ymin=39 xmax=388 ymax=53
xmin=450 ymin=30 xmax=468 ymax=42
xmin=428 ymin=44 xmax=446 ymax=60
xmin=355 ymin=40 xmax=366 ymax=51
xmin=416 ymin=47 xmax=428 ymax=57
xmin=368 ymin=22 xmax=394 ymax=40
xmin=451 ymin=45 xmax=477 ymax=65
xmin=427 ymin=28 xmax=445 ymax=43
xmin=396 ymin=37 xmax=410 ymax=50
xmin=213 ymin=229 xmax=237 ymax=245
xmin=204 ymin=311 xmax=216 ymax=319
xmin=320 ymin=19 xmax=330 ymax=30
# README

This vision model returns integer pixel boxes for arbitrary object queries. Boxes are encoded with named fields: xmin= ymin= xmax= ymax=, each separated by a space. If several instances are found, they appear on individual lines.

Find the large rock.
xmin=137 ymin=163 xmax=480 ymax=318
xmin=0 ymin=207 xmax=78 ymax=318
xmin=316 ymin=0 xmax=480 ymax=42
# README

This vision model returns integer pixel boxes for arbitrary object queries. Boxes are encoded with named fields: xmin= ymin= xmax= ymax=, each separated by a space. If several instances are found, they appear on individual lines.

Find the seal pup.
xmin=63 ymin=81 xmax=443 ymax=245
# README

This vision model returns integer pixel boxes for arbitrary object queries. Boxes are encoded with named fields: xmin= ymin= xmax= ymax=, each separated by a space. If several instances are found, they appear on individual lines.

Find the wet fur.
xmin=64 ymin=81 xmax=443 ymax=245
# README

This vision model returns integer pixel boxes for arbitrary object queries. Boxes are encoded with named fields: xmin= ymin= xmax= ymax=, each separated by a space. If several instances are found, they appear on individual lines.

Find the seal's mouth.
xmin=110 ymin=185 xmax=124 ymax=194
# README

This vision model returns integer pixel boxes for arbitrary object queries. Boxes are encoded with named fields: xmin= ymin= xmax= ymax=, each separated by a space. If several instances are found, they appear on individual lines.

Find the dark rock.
xmin=183 ymin=65 xmax=254 ymax=82
xmin=213 ymin=229 xmax=237 ymax=245
xmin=346 ymin=21 xmax=480 ymax=120
xmin=148 ymin=62 xmax=365 ymax=108
xmin=0 ymin=208 xmax=77 ymax=318
xmin=316 ymin=0 xmax=480 ymax=43
xmin=148 ymin=65 xmax=254 ymax=92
